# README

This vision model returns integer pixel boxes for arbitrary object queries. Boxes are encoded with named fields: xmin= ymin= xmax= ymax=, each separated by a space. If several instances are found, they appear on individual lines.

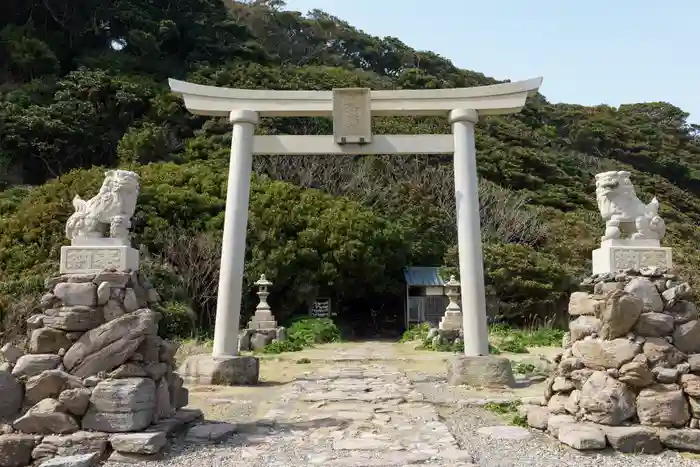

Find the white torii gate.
xmin=169 ymin=77 xmax=543 ymax=358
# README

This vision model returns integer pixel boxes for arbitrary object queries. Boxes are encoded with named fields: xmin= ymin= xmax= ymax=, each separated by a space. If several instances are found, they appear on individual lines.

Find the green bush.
xmin=287 ymin=317 xmax=341 ymax=346
xmin=259 ymin=317 xmax=341 ymax=354
xmin=399 ymin=323 xmax=430 ymax=342
xmin=157 ymin=301 xmax=197 ymax=340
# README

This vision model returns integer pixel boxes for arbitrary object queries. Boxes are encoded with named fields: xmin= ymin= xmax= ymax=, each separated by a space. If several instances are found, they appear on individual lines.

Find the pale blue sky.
xmin=285 ymin=0 xmax=698 ymax=123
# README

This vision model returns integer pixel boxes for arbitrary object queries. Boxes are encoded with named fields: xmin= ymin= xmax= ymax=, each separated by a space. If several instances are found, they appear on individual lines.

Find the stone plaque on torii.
xmin=169 ymin=76 xmax=543 ymax=384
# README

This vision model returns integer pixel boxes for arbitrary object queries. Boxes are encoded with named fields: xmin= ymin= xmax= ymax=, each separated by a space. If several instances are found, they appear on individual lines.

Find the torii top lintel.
xmin=168 ymin=77 xmax=543 ymax=118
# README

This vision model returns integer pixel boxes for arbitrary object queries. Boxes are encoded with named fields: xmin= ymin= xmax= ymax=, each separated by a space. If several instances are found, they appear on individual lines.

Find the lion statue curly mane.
xmin=595 ymin=170 xmax=665 ymax=242
xmin=65 ymin=170 xmax=140 ymax=243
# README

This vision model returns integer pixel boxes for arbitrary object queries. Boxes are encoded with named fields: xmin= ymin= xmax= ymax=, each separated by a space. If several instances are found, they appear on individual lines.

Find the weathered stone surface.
xmin=25 ymin=370 xmax=83 ymax=406
xmin=58 ymin=389 xmax=92 ymax=417
xmin=568 ymin=292 xmax=599 ymax=316
xmin=29 ymin=328 xmax=72 ymax=354
xmin=571 ymin=338 xmax=640 ymax=370
xmin=668 ymin=301 xmax=699 ymax=324
xmin=546 ymin=414 xmax=576 ymax=437
xmin=137 ymin=336 xmax=162 ymax=364
xmin=32 ymin=432 xmax=108 ymax=460
xmin=636 ymin=384 xmax=690 ymax=427
xmin=688 ymin=354 xmax=700 ymax=372
xmin=633 ymin=312 xmax=675 ymax=337
xmin=96 ymin=282 xmax=110 ymax=306
xmin=654 ymin=366 xmax=680 ymax=383
xmin=0 ymin=372 xmax=23 ymax=420
xmin=89 ymin=378 xmax=155 ymax=413
xmin=662 ymin=283 xmax=692 ymax=306
xmin=602 ymin=425 xmax=662 ymax=453
xmin=109 ymin=432 xmax=166 ymax=454
xmin=682 ymin=374 xmax=700 ymax=397
xmin=659 ymin=428 xmax=700 ymax=452
xmin=524 ymin=406 xmax=550 ymax=430
xmin=13 ymin=399 xmax=79 ymax=434
xmin=624 ymin=277 xmax=663 ymax=312
xmin=551 ymin=377 xmax=574 ymax=392
xmin=597 ymin=290 xmax=643 ymax=339
xmin=249 ymin=333 xmax=273 ymax=351
xmin=12 ymin=354 xmax=61 ymax=379
xmin=43 ymin=307 xmax=103 ymax=332
xmin=446 ymin=356 xmax=515 ymax=387
xmin=565 ymin=389 xmax=581 ymax=415
xmin=673 ymin=319 xmax=700 ymax=354
xmin=53 ymin=283 xmax=97 ymax=307
xmin=0 ymin=344 xmax=23 ymax=365
xmin=38 ymin=452 xmax=100 ymax=467
xmin=153 ymin=378 xmax=173 ymax=422
xmin=547 ymin=394 xmax=569 ymax=415
xmin=81 ymin=410 xmax=152 ymax=434
xmin=579 ymin=371 xmax=635 ymax=425
xmin=558 ymin=423 xmax=606 ymax=450
xmin=27 ymin=315 xmax=45 ymax=330
xmin=0 ymin=434 xmax=40 ymax=467
xmin=81 ymin=379 xmax=156 ymax=433
xmin=569 ymin=316 xmax=601 ymax=342
xmin=63 ymin=309 xmax=158 ymax=378
xmin=109 ymin=363 xmax=148 ymax=379
xmin=179 ymin=355 xmax=259 ymax=386
xmin=145 ymin=409 xmax=202 ymax=438
xmin=619 ymin=358 xmax=654 ymax=388
xmin=93 ymin=272 xmax=129 ymax=288
xmin=185 ymin=422 xmax=237 ymax=444
xmin=102 ymin=300 xmax=125 ymax=322
xmin=642 ymin=337 xmax=686 ymax=368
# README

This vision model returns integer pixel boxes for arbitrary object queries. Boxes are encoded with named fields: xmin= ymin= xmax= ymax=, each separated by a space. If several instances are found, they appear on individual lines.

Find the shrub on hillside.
xmin=0 ymin=162 xmax=410 ymax=330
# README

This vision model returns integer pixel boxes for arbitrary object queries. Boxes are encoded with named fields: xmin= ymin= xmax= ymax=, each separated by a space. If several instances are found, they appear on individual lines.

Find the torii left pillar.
xmin=177 ymin=110 xmax=262 ymax=385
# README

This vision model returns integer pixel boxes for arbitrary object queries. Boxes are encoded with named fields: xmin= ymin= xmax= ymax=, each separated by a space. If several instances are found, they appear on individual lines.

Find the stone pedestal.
xmin=178 ymin=354 xmax=260 ymax=386
xmin=248 ymin=309 xmax=277 ymax=330
xmin=592 ymin=239 xmax=672 ymax=275
xmin=60 ymin=245 xmax=139 ymax=274
xmin=446 ymin=355 xmax=516 ymax=388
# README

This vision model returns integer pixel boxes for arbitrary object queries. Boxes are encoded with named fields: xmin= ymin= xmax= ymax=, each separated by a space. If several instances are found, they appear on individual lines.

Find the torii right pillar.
xmin=446 ymin=108 xmax=516 ymax=387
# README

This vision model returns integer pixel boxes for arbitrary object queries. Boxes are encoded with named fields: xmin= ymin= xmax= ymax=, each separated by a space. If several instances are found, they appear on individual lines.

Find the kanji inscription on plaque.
xmin=332 ymin=88 xmax=372 ymax=144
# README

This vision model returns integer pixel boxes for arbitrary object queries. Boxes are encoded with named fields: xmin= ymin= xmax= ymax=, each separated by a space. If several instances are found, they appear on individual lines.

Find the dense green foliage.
xmin=259 ymin=317 xmax=341 ymax=354
xmin=1 ymin=0 xmax=699 ymax=338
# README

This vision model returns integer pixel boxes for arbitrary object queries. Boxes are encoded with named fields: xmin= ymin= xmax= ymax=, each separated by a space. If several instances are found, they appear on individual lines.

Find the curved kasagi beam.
xmin=168 ymin=77 xmax=543 ymax=118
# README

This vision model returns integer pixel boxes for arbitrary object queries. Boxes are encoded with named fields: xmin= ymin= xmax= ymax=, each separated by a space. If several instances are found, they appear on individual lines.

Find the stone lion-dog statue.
xmin=595 ymin=170 xmax=666 ymax=242
xmin=65 ymin=169 xmax=140 ymax=242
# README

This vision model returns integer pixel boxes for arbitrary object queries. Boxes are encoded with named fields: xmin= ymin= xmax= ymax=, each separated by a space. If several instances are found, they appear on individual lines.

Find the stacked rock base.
xmin=521 ymin=267 xmax=700 ymax=453
xmin=0 ymin=269 xmax=203 ymax=465
xmin=427 ymin=328 xmax=463 ymax=348
xmin=238 ymin=326 xmax=286 ymax=352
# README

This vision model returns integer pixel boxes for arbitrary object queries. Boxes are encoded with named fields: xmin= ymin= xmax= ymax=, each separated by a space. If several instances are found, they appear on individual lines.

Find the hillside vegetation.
xmin=1 ymin=0 xmax=699 ymax=340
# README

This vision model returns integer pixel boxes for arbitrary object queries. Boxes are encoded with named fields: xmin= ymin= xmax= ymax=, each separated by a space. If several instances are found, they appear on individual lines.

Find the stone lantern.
xmin=248 ymin=274 xmax=277 ymax=330
xmin=439 ymin=275 xmax=462 ymax=331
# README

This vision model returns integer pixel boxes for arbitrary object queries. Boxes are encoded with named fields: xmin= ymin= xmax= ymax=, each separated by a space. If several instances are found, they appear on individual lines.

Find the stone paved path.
xmin=120 ymin=342 xmax=700 ymax=467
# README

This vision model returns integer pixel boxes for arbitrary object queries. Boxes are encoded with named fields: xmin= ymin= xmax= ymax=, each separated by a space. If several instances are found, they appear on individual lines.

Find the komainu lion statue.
xmin=65 ymin=170 xmax=140 ymax=242
xmin=595 ymin=170 xmax=666 ymax=242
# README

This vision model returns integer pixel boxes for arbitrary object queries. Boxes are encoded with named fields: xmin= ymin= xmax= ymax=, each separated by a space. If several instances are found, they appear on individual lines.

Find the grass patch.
xmin=484 ymin=400 xmax=528 ymax=427
xmin=296 ymin=358 xmax=311 ymax=364
xmin=513 ymin=362 xmax=537 ymax=375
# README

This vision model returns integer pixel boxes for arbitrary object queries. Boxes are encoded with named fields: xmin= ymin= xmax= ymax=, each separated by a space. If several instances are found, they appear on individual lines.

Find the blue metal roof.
xmin=403 ymin=267 xmax=445 ymax=286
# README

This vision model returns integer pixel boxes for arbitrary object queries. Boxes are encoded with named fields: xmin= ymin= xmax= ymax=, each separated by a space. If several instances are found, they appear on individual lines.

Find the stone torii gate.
xmin=170 ymin=77 xmax=543 ymax=384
